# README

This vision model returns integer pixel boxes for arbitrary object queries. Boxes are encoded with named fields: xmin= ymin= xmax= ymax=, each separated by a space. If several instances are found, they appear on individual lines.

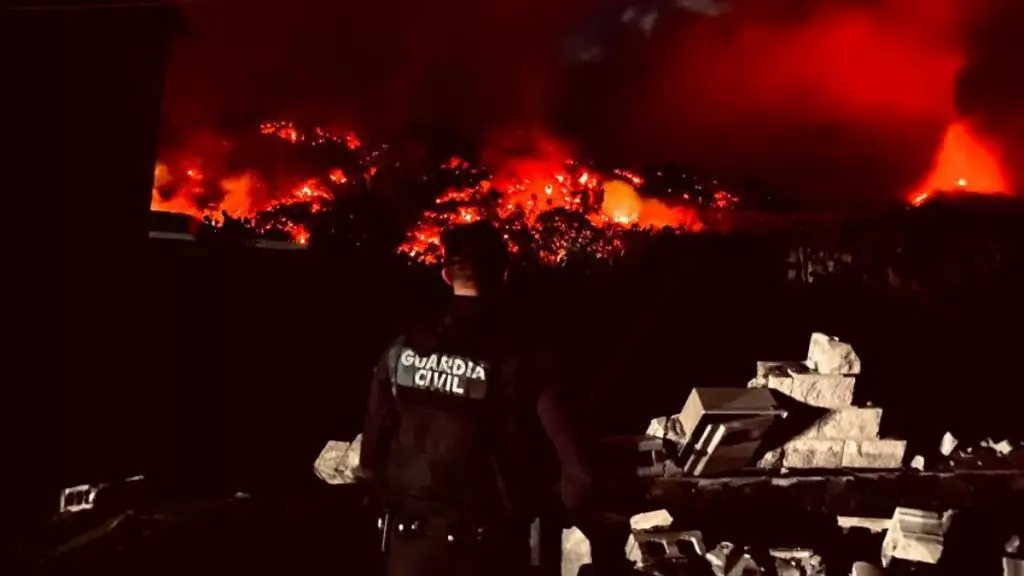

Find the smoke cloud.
xmin=161 ymin=0 xmax=1018 ymax=207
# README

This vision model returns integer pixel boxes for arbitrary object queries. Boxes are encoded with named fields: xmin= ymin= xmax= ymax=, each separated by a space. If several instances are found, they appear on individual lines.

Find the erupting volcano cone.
xmin=909 ymin=121 xmax=1008 ymax=206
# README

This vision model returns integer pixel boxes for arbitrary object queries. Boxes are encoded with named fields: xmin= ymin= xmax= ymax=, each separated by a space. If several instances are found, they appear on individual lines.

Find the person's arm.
xmin=536 ymin=384 xmax=595 ymax=518
xmin=357 ymin=344 xmax=398 ymax=484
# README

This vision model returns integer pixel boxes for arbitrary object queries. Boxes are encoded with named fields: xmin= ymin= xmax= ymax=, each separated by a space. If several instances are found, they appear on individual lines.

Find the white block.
xmin=782 ymin=439 xmax=845 ymax=469
xmin=939 ymin=432 xmax=958 ymax=456
xmin=562 ymin=527 xmax=592 ymax=576
xmin=313 ymin=434 xmax=362 ymax=485
xmin=767 ymin=374 xmax=855 ymax=409
xmin=757 ymin=448 xmax=782 ymax=469
xmin=842 ymin=440 xmax=906 ymax=469
xmin=646 ymin=416 xmax=687 ymax=446
xmin=807 ymin=332 xmax=862 ymax=375
xmin=881 ymin=508 xmax=954 ymax=567
xmin=797 ymin=407 xmax=883 ymax=439
xmin=630 ymin=509 xmax=673 ymax=531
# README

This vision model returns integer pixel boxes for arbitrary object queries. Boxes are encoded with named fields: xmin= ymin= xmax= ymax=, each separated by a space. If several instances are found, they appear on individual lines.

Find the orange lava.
xmin=152 ymin=122 xmax=729 ymax=256
xmin=909 ymin=122 xmax=1009 ymax=207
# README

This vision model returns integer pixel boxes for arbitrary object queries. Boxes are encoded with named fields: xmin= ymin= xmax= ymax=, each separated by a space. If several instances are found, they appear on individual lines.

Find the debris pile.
xmin=750 ymin=333 xmax=906 ymax=470
xmin=313 ymin=434 xmax=363 ymax=485
xmin=880 ymin=507 xmax=954 ymax=568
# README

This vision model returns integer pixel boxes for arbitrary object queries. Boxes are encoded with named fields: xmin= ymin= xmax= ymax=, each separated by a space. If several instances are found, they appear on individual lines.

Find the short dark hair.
xmin=441 ymin=221 xmax=509 ymax=285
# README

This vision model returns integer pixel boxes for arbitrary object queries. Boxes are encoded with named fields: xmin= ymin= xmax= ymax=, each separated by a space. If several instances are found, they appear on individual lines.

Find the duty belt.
xmin=379 ymin=513 xmax=493 ymax=544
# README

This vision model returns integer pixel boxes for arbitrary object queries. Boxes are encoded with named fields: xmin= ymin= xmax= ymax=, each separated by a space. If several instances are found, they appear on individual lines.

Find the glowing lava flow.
xmin=152 ymin=122 xmax=730 ymax=257
xmin=909 ymin=121 xmax=1008 ymax=207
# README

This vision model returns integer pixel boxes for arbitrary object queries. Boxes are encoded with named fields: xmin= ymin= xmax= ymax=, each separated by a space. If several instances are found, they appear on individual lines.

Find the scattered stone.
xmin=646 ymin=416 xmax=687 ymax=446
xmin=807 ymin=332 xmax=862 ymax=375
xmin=797 ymin=407 xmax=883 ymax=439
xmin=842 ymin=439 xmax=907 ymax=469
xmin=782 ymin=439 xmax=845 ymax=469
xmin=880 ymin=507 xmax=955 ymax=568
xmin=766 ymin=373 xmax=856 ymax=409
xmin=313 ymin=434 xmax=363 ymax=485
xmin=939 ymin=432 xmax=959 ymax=456
xmin=851 ymin=561 xmax=885 ymax=575
xmin=630 ymin=509 xmax=673 ymax=531
xmin=757 ymin=448 xmax=782 ymax=469
xmin=562 ymin=526 xmax=592 ymax=576
xmin=770 ymin=549 xmax=825 ymax=575
xmin=911 ymin=455 xmax=925 ymax=471
xmin=1006 ymin=535 xmax=1020 ymax=555
xmin=982 ymin=438 xmax=1014 ymax=456
xmin=837 ymin=516 xmax=892 ymax=533
xmin=60 ymin=484 xmax=99 ymax=513
xmin=705 ymin=542 xmax=762 ymax=576
xmin=625 ymin=529 xmax=705 ymax=567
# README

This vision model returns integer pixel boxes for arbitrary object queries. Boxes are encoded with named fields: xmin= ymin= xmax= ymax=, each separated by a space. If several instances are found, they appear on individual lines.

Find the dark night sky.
xmin=160 ymin=0 xmax=1023 ymax=207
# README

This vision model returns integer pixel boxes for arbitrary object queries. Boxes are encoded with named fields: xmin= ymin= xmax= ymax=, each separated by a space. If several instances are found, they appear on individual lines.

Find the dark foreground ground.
xmin=22 ymin=201 xmax=1023 ymax=573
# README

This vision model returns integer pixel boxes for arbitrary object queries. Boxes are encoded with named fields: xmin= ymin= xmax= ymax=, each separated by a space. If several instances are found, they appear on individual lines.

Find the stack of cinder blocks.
xmin=751 ymin=333 xmax=907 ymax=469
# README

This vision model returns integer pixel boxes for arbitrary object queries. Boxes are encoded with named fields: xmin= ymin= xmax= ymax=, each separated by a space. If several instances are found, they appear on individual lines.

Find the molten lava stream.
xmin=909 ymin=121 xmax=1008 ymax=206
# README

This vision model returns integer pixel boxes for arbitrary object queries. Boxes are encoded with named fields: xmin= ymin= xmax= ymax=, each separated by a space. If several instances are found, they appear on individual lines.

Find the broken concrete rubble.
xmin=763 ymin=373 xmax=856 ymax=409
xmin=911 ymin=455 xmax=925 ymax=471
xmin=851 ymin=561 xmax=885 ymax=576
xmin=770 ymin=548 xmax=825 ymax=576
xmin=782 ymin=439 xmax=846 ymax=469
xmin=705 ymin=542 xmax=761 ymax=576
xmin=646 ymin=415 xmax=687 ymax=446
xmin=625 ymin=529 xmax=706 ymax=567
xmin=561 ymin=526 xmax=592 ymax=576
xmin=313 ymin=434 xmax=362 ymax=485
xmin=630 ymin=509 xmax=673 ymax=531
xmin=982 ymin=438 xmax=1014 ymax=456
xmin=880 ymin=507 xmax=955 ymax=568
xmin=807 ymin=332 xmax=862 ymax=375
xmin=796 ymin=407 xmax=883 ymax=440
xmin=940 ymin=432 xmax=959 ymax=456
xmin=842 ymin=440 xmax=907 ymax=469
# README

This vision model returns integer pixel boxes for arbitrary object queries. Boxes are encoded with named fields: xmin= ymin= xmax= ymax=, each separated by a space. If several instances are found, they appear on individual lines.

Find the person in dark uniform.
xmin=357 ymin=221 xmax=595 ymax=576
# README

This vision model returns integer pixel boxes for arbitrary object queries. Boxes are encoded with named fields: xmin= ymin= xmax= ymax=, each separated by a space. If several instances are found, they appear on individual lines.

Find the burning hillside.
xmin=151 ymin=122 xmax=727 ymax=263
xmin=151 ymin=116 xmax=1013 ymax=261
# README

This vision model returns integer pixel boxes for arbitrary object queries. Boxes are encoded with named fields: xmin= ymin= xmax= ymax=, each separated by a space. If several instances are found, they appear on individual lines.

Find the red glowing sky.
xmin=161 ymin=0 xmax=1019 ymax=206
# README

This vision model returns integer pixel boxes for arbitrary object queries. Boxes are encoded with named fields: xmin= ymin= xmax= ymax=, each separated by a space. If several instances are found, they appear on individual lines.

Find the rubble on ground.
xmin=562 ymin=526 xmax=592 ymax=576
xmin=313 ymin=434 xmax=362 ymax=485
xmin=646 ymin=415 xmax=688 ymax=446
xmin=880 ymin=507 xmax=955 ymax=567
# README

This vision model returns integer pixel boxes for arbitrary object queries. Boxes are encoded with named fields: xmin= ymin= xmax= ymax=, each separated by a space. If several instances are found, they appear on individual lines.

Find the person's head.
xmin=440 ymin=221 xmax=510 ymax=296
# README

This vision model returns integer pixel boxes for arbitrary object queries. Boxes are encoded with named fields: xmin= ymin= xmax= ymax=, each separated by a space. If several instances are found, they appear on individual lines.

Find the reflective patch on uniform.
xmin=396 ymin=348 xmax=488 ymax=399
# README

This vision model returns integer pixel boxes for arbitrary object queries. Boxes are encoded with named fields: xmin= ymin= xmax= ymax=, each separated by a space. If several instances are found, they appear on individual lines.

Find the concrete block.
xmin=1005 ymin=557 xmax=1024 ymax=576
xmin=766 ymin=374 xmax=855 ymax=409
xmin=881 ymin=508 xmax=954 ymax=567
xmin=797 ymin=407 xmax=883 ymax=439
xmin=782 ymin=439 xmax=845 ymax=469
xmin=562 ymin=526 xmax=592 ymax=576
xmin=646 ymin=416 xmax=687 ymax=446
xmin=313 ymin=434 xmax=362 ymax=485
xmin=757 ymin=448 xmax=782 ymax=469
xmin=851 ymin=561 xmax=885 ymax=576
xmin=807 ymin=332 xmax=862 ymax=375
xmin=842 ymin=439 xmax=907 ymax=469
xmin=630 ymin=509 xmax=673 ymax=531
xmin=940 ymin=432 xmax=959 ymax=456
xmin=626 ymin=529 xmax=705 ymax=567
